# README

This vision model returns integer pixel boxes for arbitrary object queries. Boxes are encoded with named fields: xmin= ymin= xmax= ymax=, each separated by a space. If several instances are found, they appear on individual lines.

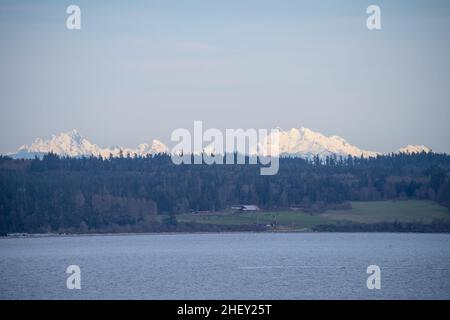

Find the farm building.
xmin=231 ymin=205 xmax=261 ymax=212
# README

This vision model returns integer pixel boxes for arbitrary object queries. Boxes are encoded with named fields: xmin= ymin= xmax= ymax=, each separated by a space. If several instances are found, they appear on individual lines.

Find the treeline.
xmin=313 ymin=220 xmax=450 ymax=233
xmin=0 ymin=152 xmax=449 ymax=233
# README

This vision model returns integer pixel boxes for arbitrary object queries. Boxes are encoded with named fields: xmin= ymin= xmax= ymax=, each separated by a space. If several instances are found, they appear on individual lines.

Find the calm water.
xmin=0 ymin=233 xmax=449 ymax=299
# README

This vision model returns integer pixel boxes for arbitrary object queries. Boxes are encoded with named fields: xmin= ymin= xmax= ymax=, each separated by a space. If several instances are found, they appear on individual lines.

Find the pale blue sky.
xmin=1 ymin=0 xmax=449 ymax=153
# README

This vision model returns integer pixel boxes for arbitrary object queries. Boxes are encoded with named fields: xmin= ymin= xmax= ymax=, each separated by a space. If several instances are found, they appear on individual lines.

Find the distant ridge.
xmin=7 ymin=128 xmax=432 ymax=159
xmin=251 ymin=127 xmax=379 ymax=158
xmin=9 ymin=129 xmax=168 ymax=159
xmin=398 ymin=145 xmax=432 ymax=154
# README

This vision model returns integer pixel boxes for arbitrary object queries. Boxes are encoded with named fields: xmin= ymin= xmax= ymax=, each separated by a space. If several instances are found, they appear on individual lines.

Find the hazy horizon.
xmin=1 ymin=0 xmax=450 ymax=154
xmin=1 ymin=126 xmax=438 ymax=156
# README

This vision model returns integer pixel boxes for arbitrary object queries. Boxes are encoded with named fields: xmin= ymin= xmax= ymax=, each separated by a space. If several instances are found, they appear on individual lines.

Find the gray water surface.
xmin=1 ymin=233 xmax=449 ymax=299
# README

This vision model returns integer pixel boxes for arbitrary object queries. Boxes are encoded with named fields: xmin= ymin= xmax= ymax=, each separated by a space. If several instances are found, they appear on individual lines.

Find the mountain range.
xmin=6 ymin=128 xmax=431 ymax=159
xmin=9 ymin=129 xmax=168 ymax=159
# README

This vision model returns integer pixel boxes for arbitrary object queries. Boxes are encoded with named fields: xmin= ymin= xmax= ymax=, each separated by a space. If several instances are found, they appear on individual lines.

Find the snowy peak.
xmin=8 ymin=128 xmax=436 ymax=160
xmin=132 ymin=140 xmax=168 ymax=157
xmin=151 ymin=139 xmax=169 ymax=154
xmin=398 ymin=145 xmax=432 ymax=154
xmin=253 ymin=127 xmax=379 ymax=158
xmin=23 ymin=129 xmax=102 ymax=157
xmin=10 ymin=130 xmax=169 ymax=159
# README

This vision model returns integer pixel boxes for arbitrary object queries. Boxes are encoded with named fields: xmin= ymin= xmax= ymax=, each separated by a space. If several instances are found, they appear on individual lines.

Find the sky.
xmin=0 ymin=0 xmax=449 ymax=154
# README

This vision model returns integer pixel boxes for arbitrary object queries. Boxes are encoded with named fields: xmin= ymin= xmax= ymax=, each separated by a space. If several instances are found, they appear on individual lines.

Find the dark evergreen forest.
xmin=0 ymin=152 xmax=449 ymax=234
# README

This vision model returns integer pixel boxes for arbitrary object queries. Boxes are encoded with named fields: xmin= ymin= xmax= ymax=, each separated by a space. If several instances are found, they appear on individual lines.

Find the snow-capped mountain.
xmin=251 ymin=127 xmax=379 ymax=158
xmin=9 ymin=129 xmax=168 ymax=159
xmin=398 ymin=145 xmax=432 ymax=154
xmin=7 ymin=128 xmax=432 ymax=159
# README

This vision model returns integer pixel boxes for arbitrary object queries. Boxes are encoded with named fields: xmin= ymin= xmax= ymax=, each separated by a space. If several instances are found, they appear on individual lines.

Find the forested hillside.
xmin=0 ymin=152 xmax=449 ymax=233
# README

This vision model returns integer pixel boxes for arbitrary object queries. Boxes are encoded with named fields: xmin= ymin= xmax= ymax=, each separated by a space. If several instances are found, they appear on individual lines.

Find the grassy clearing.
xmin=322 ymin=200 xmax=450 ymax=223
xmin=173 ymin=200 xmax=450 ymax=229
xmin=176 ymin=211 xmax=332 ymax=228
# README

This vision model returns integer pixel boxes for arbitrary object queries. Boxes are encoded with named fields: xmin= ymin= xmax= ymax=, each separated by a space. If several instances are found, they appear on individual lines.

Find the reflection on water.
xmin=1 ymin=233 xmax=449 ymax=299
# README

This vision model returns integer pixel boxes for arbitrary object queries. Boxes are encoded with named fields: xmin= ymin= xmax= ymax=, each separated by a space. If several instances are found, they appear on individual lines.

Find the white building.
xmin=232 ymin=205 xmax=260 ymax=212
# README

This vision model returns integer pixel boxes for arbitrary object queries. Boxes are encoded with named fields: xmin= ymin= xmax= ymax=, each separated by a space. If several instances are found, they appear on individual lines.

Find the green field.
xmin=322 ymin=201 xmax=450 ymax=223
xmin=173 ymin=200 xmax=450 ymax=230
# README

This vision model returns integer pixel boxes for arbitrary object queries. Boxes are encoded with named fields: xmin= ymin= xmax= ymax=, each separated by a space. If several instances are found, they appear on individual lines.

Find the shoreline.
xmin=2 ymin=229 xmax=450 ymax=239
